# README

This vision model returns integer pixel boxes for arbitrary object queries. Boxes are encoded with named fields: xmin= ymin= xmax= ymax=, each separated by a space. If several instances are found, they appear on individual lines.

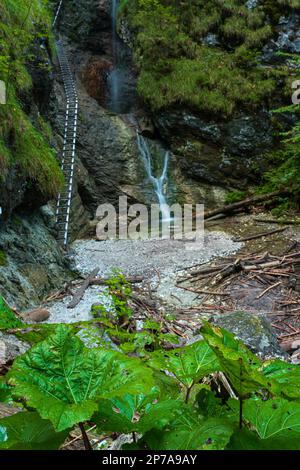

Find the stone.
xmin=0 ymin=213 xmax=74 ymax=309
xmin=0 ymin=332 xmax=29 ymax=364
xmin=212 ymin=311 xmax=285 ymax=358
xmin=21 ymin=308 xmax=50 ymax=323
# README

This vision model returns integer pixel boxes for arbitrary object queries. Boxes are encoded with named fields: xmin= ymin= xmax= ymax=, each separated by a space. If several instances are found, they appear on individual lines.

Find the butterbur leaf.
xmin=228 ymin=397 xmax=300 ymax=450
xmin=94 ymin=388 xmax=160 ymax=433
xmin=143 ymin=406 xmax=235 ymax=450
xmin=8 ymin=325 xmax=155 ymax=431
xmin=0 ymin=380 xmax=13 ymax=404
xmin=201 ymin=322 xmax=267 ymax=396
xmin=0 ymin=412 xmax=69 ymax=450
xmin=94 ymin=395 xmax=182 ymax=434
xmin=228 ymin=428 xmax=300 ymax=450
xmin=261 ymin=359 xmax=300 ymax=399
xmin=149 ymin=340 xmax=220 ymax=388
xmin=196 ymin=386 xmax=226 ymax=418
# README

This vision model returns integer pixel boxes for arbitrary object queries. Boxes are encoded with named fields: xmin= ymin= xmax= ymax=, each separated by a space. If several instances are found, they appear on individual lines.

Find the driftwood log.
xmin=203 ymin=191 xmax=282 ymax=220
xmin=67 ymin=268 xmax=100 ymax=309
xmin=67 ymin=269 xmax=144 ymax=309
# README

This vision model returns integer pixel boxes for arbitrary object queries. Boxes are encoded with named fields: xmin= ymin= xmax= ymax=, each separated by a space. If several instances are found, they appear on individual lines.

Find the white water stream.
xmin=137 ymin=133 xmax=171 ymax=221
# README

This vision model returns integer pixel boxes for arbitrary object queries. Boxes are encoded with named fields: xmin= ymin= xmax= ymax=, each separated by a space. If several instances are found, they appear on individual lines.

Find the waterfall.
xmin=108 ymin=0 xmax=121 ymax=113
xmin=137 ymin=133 xmax=171 ymax=221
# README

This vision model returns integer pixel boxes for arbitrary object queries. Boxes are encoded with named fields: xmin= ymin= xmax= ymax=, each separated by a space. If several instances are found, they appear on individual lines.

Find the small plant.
xmin=225 ymin=191 xmax=246 ymax=205
xmin=0 ymin=250 xmax=7 ymax=267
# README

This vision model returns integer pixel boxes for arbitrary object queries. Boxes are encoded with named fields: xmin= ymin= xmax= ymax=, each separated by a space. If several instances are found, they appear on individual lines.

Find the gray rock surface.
xmin=212 ymin=311 xmax=285 ymax=358
xmin=0 ymin=332 xmax=29 ymax=364
xmin=0 ymin=211 xmax=74 ymax=309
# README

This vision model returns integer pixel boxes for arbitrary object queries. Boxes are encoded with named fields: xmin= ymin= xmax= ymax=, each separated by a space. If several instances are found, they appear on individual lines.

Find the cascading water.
xmin=107 ymin=0 xmax=137 ymax=113
xmin=107 ymin=1 xmax=173 ymax=219
xmin=109 ymin=0 xmax=120 ymax=112
xmin=137 ymin=133 xmax=171 ymax=221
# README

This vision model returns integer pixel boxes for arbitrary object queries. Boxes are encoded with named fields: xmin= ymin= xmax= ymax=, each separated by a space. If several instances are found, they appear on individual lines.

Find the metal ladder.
xmin=55 ymin=40 xmax=79 ymax=246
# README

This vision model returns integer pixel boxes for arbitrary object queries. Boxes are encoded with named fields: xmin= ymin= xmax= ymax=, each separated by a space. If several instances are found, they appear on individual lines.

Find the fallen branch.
xmin=203 ymin=191 xmax=282 ymax=219
xmin=67 ymin=268 xmax=99 ymax=309
xmin=254 ymin=218 xmax=300 ymax=226
xmin=233 ymin=227 xmax=287 ymax=243
xmin=256 ymin=281 xmax=282 ymax=299
xmin=89 ymin=276 xmax=143 ymax=286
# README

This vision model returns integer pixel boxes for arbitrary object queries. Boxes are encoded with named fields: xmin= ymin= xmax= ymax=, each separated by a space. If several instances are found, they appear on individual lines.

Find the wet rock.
xmin=21 ymin=308 xmax=50 ymax=323
xmin=153 ymin=108 xmax=273 ymax=188
xmin=0 ymin=332 xmax=29 ymax=364
xmin=202 ymin=33 xmax=220 ymax=47
xmin=225 ymin=113 xmax=273 ymax=157
xmin=212 ymin=311 xmax=285 ymax=357
xmin=58 ymin=0 xmax=111 ymax=54
xmin=276 ymin=14 xmax=300 ymax=54
xmin=0 ymin=213 xmax=74 ymax=309
xmin=262 ymin=13 xmax=300 ymax=64
xmin=83 ymin=56 xmax=113 ymax=106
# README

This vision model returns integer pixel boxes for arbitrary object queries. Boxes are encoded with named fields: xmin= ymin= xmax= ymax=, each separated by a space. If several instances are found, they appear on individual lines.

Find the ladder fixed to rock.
xmin=55 ymin=40 xmax=78 ymax=247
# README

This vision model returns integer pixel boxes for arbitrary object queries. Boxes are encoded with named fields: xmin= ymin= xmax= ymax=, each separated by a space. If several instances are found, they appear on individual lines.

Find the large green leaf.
xmin=0 ymin=379 xmax=14 ymax=404
xmin=94 ymin=395 xmax=183 ymax=434
xmin=261 ymin=359 xmax=300 ymax=399
xmin=201 ymin=322 xmax=267 ymax=396
xmin=227 ymin=427 xmax=300 ymax=450
xmin=8 ymin=325 xmax=155 ymax=431
xmin=0 ymin=297 xmax=23 ymax=330
xmin=149 ymin=340 xmax=220 ymax=388
xmin=143 ymin=406 xmax=235 ymax=450
xmin=228 ymin=397 xmax=300 ymax=450
xmin=0 ymin=412 xmax=69 ymax=450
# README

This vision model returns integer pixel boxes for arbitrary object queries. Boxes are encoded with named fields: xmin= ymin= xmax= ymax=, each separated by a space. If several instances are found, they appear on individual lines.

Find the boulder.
xmin=0 ymin=332 xmax=29 ymax=364
xmin=212 ymin=311 xmax=285 ymax=358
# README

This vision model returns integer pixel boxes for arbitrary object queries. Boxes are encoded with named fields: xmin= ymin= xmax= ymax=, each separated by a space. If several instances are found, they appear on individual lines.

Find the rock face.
xmin=0 ymin=209 xmax=74 ymax=309
xmin=0 ymin=40 xmax=54 ymax=221
xmin=0 ymin=332 xmax=29 ymax=364
xmin=123 ymin=8 xmax=300 ymax=193
xmin=212 ymin=311 xmax=285 ymax=358
xmin=153 ymin=105 xmax=273 ymax=190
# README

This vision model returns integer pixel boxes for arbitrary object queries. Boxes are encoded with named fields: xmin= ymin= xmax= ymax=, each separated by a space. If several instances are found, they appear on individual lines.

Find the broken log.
xmin=203 ymin=191 xmax=282 ymax=220
xmin=90 ymin=276 xmax=144 ymax=286
xmin=67 ymin=268 xmax=99 ymax=309
xmin=233 ymin=227 xmax=287 ymax=243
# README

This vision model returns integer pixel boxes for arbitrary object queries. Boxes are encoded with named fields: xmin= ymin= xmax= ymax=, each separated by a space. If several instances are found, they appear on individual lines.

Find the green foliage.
xmin=0 ymin=250 xmax=7 ymax=266
xmin=201 ymin=322 xmax=267 ymax=397
xmin=92 ymin=270 xmax=180 ymax=355
xmin=149 ymin=340 xmax=219 ymax=400
xmin=261 ymin=359 xmax=300 ymax=399
xmin=0 ymin=296 xmax=23 ymax=330
xmin=228 ymin=397 xmax=300 ymax=449
xmin=0 ymin=411 xmax=69 ymax=450
xmin=121 ymin=0 xmax=292 ymax=116
xmin=225 ymin=191 xmax=246 ymax=205
xmin=8 ymin=325 xmax=156 ymax=432
xmin=2 ymin=319 xmax=300 ymax=449
xmin=261 ymin=54 xmax=300 ymax=206
xmin=143 ymin=410 xmax=234 ymax=450
xmin=0 ymin=0 xmax=63 ymax=196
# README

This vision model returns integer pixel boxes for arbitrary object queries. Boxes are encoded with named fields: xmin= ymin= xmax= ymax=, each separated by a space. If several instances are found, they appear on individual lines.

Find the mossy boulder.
xmin=212 ymin=311 xmax=285 ymax=358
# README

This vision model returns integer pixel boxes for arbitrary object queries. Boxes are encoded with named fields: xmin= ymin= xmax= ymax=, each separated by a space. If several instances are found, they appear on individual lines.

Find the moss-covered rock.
xmin=0 ymin=0 xmax=64 ymax=220
xmin=212 ymin=310 xmax=285 ymax=357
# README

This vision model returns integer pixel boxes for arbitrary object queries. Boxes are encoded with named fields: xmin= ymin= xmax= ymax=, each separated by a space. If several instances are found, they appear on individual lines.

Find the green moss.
xmin=0 ymin=250 xmax=8 ymax=267
xmin=0 ymin=0 xmax=63 ymax=198
xmin=225 ymin=191 xmax=246 ymax=205
xmin=0 ymin=296 xmax=23 ymax=330
xmin=122 ymin=0 xmax=299 ymax=117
